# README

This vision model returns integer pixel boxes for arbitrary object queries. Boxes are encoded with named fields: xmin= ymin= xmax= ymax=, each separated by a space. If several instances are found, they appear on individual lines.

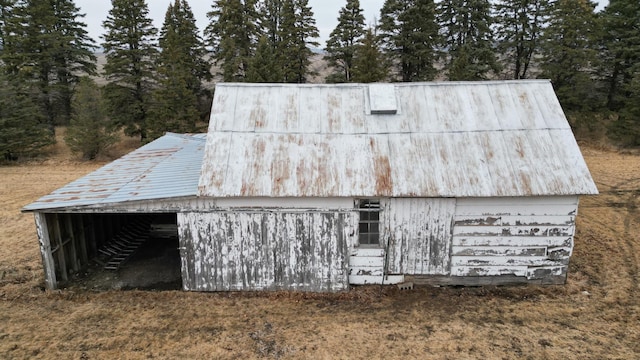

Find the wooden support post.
xmin=50 ymin=214 xmax=68 ymax=282
xmin=34 ymin=213 xmax=57 ymax=289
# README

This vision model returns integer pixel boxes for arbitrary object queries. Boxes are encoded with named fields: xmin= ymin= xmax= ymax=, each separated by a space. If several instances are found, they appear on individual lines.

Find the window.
xmin=358 ymin=199 xmax=380 ymax=246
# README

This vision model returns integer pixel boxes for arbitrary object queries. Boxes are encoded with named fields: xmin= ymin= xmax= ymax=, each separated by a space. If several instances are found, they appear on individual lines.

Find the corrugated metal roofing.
xmin=23 ymin=133 xmax=206 ymax=212
xmin=199 ymin=81 xmax=598 ymax=197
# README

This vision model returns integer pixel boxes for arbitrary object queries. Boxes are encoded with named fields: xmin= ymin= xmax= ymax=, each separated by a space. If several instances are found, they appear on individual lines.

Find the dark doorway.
xmin=64 ymin=213 xmax=182 ymax=291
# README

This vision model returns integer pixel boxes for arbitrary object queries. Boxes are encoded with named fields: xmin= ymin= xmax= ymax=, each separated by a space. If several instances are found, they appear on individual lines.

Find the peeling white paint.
xmin=451 ymin=196 xmax=577 ymax=281
xmin=178 ymin=211 xmax=355 ymax=292
xmin=34 ymin=213 xmax=57 ymax=289
xmin=385 ymin=198 xmax=456 ymax=275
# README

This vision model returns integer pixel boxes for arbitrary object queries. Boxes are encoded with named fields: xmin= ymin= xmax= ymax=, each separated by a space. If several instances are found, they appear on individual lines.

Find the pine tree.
xmin=351 ymin=27 xmax=388 ymax=82
xmin=65 ymin=77 xmax=116 ymax=160
xmin=260 ymin=0 xmax=283 ymax=47
xmin=610 ymin=65 xmax=640 ymax=146
xmin=0 ymin=68 xmax=53 ymax=160
xmin=599 ymin=0 xmax=640 ymax=110
xmin=539 ymin=0 xmax=599 ymax=112
xmin=206 ymin=0 xmax=260 ymax=81
xmin=494 ymin=0 xmax=550 ymax=79
xmin=246 ymin=35 xmax=283 ymax=82
xmin=379 ymin=0 xmax=439 ymax=82
xmin=0 ymin=0 xmax=12 ymax=54
xmin=324 ymin=0 xmax=366 ymax=83
xmin=279 ymin=0 xmax=320 ymax=83
xmin=1 ymin=0 xmax=96 ymax=130
xmin=148 ymin=0 xmax=210 ymax=140
xmin=601 ymin=0 xmax=640 ymax=146
xmin=102 ymin=0 xmax=158 ymax=142
xmin=437 ymin=0 xmax=501 ymax=80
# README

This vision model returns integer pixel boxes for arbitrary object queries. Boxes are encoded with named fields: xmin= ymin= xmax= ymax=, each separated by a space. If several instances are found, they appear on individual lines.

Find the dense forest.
xmin=0 ymin=0 xmax=638 ymax=161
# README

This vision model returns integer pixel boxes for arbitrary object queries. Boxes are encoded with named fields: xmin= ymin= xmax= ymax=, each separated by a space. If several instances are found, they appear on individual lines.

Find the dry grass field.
xmin=1 ymin=133 xmax=639 ymax=359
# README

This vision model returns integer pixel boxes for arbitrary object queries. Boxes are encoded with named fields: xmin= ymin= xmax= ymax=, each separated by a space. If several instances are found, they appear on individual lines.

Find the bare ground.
xmin=1 ymin=137 xmax=639 ymax=359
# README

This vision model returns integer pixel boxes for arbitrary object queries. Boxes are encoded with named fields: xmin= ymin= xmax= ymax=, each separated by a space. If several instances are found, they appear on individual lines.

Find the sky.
xmin=74 ymin=0 xmax=608 ymax=49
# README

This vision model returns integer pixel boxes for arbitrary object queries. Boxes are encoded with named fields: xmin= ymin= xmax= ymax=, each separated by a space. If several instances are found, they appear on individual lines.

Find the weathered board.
xmin=34 ymin=213 xmax=57 ymax=289
xmin=385 ymin=198 xmax=456 ymax=275
xmin=178 ymin=211 xmax=356 ymax=292
xmin=452 ymin=196 xmax=578 ymax=282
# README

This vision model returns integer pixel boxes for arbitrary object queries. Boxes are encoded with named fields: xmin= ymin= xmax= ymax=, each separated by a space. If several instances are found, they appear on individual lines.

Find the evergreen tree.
xmin=102 ymin=0 xmax=158 ymax=142
xmin=609 ymin=65 xmax=640 ymax=146
xmin=539 ymin=0 xmax=599 ymax=112
xmin=260 ymin=0 xmax=283 ymax=47
xmin=148 ymin=0 xmax=210 ymax=140
xmin=599 ymin=0 xmax=640 ymax=110
xmin=324 ymin=0 xmax=366 ymax=83
xmin=1 ymin=0 xmax=96 ymax=130
xmin=246 ymin=35 xmax=283 ymax=82
xmin=379 ymin=0 xmax=439 ymax=81
xmin=494 ymin=0 xmax=549 ymax=79
xmin=0 ymin=0 xmax=12 ymax=54
xmin=438 ymin=0 xmax=501 ymax=80
xmin=65 ymin=77 xmax=116 ymax=160
xmin=206 ymin=0 xmax=260 ymax=81
xmin=0 ymin=68 xmax=53 ymax=160
xmin=351 ymin=26 xmax=388 ymax=82
xmin=279 ymin=0 xmax=320 ymax=83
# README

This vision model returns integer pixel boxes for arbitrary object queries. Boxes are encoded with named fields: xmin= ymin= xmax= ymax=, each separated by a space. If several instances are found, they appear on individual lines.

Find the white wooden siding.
xmin=178 ymin=211 xmax=356 ymax=292
xmin=348 ymin=247 xmax=386 ymax=285
xmin=452 ymin=196 xmax=577 ymax=280
xmin=385 ymin=198 xmax=456 ymax=275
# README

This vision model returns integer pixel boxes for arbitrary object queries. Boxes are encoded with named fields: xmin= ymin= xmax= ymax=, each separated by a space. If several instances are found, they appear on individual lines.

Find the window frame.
xmin=357 ymin=199 xmax=381 ymax=247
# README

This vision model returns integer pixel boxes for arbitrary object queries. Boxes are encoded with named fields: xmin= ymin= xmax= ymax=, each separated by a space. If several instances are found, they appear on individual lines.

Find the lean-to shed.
xmin=24 ymin=80 xmax=598 ymax=292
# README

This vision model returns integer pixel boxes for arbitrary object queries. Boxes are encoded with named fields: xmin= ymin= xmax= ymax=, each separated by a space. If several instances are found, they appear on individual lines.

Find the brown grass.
xmin=1 ymin=137 xmax=639 ymax=359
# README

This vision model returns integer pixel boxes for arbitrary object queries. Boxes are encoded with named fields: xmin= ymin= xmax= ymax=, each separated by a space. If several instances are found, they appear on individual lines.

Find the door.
xmin=385 ymin=198 xmax=456 ymax=275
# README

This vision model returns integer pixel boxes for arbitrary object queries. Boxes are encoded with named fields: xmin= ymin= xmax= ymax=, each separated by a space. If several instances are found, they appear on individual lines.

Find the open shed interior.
xmin=41 ymin=212 xmax=181 ymax=290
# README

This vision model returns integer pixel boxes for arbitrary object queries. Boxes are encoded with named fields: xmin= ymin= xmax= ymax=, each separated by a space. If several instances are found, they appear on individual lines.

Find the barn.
xmin=23 ymin=80 xmax=599 ymax=292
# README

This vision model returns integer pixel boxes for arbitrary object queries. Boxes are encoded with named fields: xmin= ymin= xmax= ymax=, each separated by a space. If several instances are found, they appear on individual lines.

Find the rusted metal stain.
xmin=198 ymin=82 xmax=597 ymax=199
xmin=371 ymin=139 xmax=393 ymax=196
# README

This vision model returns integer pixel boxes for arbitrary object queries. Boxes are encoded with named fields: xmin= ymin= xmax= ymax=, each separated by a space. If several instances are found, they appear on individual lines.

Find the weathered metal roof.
xmin=199 ymin=81 xmax=598 ymax=197
xmin=23 ymin=133 xmax=206 ymax=212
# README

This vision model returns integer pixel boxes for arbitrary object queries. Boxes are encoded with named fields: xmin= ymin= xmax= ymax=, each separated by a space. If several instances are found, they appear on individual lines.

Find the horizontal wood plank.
xmin=453 ymin=236 xmax=572 ymax=247
xmin=349 ymin=268 xmax=384 ymax=276
xmin=452 ymin=246 xmax=546 ymax=257
xmin=349 ymin=275 xmax=384 ymax=285
xmin=454 ymin=215 xmax=575 ymax=226
xmin=348 ymin=274 xmax=404 ymax=285
xmin=407 ymin=274 xmax=542 ymax=286
xmin=454 ymin=204 xmax=578 ymax=216
xmin=349 ymin=256 xmax=384 ymax=267
xmin=547 ymin=247 xmax=572 ymax=259
xmin=452 ymin=256 xmax=568 ymax=267
xmin=350 ymin=247 xmax=385 ymax=257
xmin=451 ymin=266 xmax=529 ymax=277
xmin=453 ymin=225 xmax=573 ymax=237
xmin=526 ymin=266 xmax=567 ymax=280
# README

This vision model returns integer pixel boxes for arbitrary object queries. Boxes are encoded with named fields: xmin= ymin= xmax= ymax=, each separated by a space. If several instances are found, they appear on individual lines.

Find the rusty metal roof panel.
xmin=199 ymin=81 xmax=598 ymax=198
xmin=23 ymin=133 xmax=206 ymax=212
